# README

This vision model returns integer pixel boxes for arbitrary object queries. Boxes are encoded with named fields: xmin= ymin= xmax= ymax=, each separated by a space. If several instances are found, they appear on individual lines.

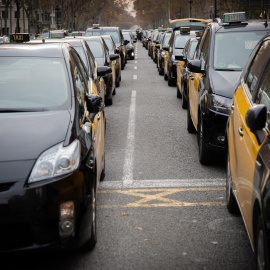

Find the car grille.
xmin=0 ymin=182 xmax=15 ymax=192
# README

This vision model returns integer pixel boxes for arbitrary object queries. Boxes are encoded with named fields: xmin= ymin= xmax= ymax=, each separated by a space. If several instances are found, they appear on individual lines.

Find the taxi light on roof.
xmin=180 ymin=27 xmax=190 ymax=34
xmin=10 ymin=33 xmax=30 ymax=43
xmin=223 ymin=12 xmax=246 ymax=23
xmin=195 ymin=31 xmax=203 ymax=38
xmin=93 ymin=24 xmax=100 ymax=28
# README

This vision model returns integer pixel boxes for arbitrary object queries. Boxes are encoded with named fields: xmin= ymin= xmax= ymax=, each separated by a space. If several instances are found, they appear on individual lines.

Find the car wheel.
xmin=125 ymin=58 xmax=127 ymax=64
xmin=182 ymin=82 xmax=188 ymax=109
xmin=226 ymin=150 xmax=239 ymax=214
xmin=159 ymin=68 xmax=164 ymax=76
xmin=164 ymin=72 xmax=168 ymax=81
xmin=105 ymin=94 xmax=113 ymax=106
xmin=198 ymin=113 xmax=211 ymax=165
xmin=177 ymin=84 xmax=182 ymax=99
xmin=255 ymin=214 xmax=268 ymax=270
xmin=187 ymin=101 xmax=196 ymax=134
xmin=116 ymin=80 xmax=120 ymax=87
xmin=100 ymin=154 xmax=105 ymax=181
xmin=82 ymin=177 xmax=97 ymax=251
xmin=168 ymin=73 xmax=176 ymax=86
xmin=113 ymin=88 xmax=116 ymax=95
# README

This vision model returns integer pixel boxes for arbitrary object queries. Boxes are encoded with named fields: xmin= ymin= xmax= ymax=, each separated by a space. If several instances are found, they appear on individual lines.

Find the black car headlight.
xmin=127 ymin=43 xmax=133 ymax=49
xmin=28 ymin=140 xmax=81 ymax=183
xmin=208 ymin=94 xmax=232 ymax=115
xmin=161 ymin=51 xmax=165 ymax=57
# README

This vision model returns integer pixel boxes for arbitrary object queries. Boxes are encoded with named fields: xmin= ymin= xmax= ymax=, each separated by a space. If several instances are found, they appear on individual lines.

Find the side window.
xmin=255 ymin=58 xmax=270 ymax=124
xmin=245 ymin=40 xmax=270 ymax=96
xmin=103 ymin=42 xmax=110 ymax=63
xmin=85 ymin=42 xmax=96 ymax=79
xmin=199 ymin=29 xmax=211 ymax=66
xmin=70 ymin=51 xmax=89 ymax=125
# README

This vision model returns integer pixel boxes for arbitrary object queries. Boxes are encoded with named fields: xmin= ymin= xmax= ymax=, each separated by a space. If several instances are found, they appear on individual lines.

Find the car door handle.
xmin=98 ymin=113 xmax=101 ymax=121
xmin=231 ymin=103 xmax=234 ymax=110
xmin=190 ymin=76 xmax=194 ymax=80
xmin=238 ymin=127 xmax=244 ymax=136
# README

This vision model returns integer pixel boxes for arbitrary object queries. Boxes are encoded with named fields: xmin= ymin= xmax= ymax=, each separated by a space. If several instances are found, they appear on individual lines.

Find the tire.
xmin=105 ymin=94 xmax=113 ymax=106
xmin=100 ymin=154 xmax=105 ymax=181
xmin=159 ymin=68 xmax=164 ymax=76
xmin=255 ymin=214 xmax=268 ymax=270
xmin=82 ymin=177 xmax=97 ymax=251
xmin=187 ymin=102 xmax=196 ymax=134
xmin=182 ymin=82 xmax=188 ymax=109
xmin=226 ymin=151 xmax=239 ymax=214
xmin=113 ymin=88 xmax=116 ymax=95
xmin=164 ymin=72 xmax=168 ymax=81
xmin=198 ymin=113 xmax=211 ymax=165
xmin=177 ymin=84 xmax=182 ymax=99
xmin=116 ymin=80 xmax=120 ymax=87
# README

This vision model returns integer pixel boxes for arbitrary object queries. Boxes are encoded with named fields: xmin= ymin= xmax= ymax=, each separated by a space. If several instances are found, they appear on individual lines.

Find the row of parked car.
xmin=0 ymin=26 xmax=136 ymax=253
xmin=144 ymin=13 xmax=270 ymax=269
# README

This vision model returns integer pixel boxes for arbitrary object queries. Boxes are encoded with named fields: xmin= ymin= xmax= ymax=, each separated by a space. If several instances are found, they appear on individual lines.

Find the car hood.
xmin=210 ymin=70 xmax=241 ymax=98
xmin=0 ymin=110 xmax=71 ymax=162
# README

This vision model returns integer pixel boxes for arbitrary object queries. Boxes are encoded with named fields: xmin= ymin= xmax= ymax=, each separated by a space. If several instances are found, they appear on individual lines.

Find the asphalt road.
xmin=3 ymin=42 xmax=254 ymax=270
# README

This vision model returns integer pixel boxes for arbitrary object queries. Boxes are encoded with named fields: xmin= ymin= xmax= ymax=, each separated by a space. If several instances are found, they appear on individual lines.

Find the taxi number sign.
xmin=223 ymin=12 xmax=246 ymax=23
xmin=11 ymin=34 xmax=30 ymax=42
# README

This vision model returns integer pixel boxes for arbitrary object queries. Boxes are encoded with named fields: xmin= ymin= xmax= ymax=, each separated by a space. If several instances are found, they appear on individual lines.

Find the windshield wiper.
xmin=215 ymin=68 xmax=242 ymax=71
xmin=175 ymin=47 xmax=184 ymax=49
xmin=0 ymin=108 xmax=49 ymax=112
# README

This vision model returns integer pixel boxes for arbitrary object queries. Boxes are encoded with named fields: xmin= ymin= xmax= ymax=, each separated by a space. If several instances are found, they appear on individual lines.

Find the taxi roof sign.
xmin=180 ymin=27 xmax=190 ymax=34
xmin=223 ymin=12 xmax=247 ymax=23
xmin=10 ymin=33 xmax=30 ymax=43
xmin=93 ymin=24 xmax=100 ymax=28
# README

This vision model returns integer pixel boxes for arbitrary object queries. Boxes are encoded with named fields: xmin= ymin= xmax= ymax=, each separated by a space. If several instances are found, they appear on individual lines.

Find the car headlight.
xmin=28 ymin=140 xmax=81 ymax=183
xmin=208 ymin=94 xmax=232 ymax=115
xmin=161 ymin=51 xmax=165 ymax=57
xmin=127 ymin=44 xmax=132 ymax=49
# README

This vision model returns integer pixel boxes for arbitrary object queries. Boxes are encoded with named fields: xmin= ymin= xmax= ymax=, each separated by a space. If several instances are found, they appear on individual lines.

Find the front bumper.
xmin=0 ymin=169 xmax=94 ymax=252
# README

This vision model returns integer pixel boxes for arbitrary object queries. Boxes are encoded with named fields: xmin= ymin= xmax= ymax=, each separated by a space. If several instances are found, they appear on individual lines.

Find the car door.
xmin=178 ymin=40 xmax=190 ymax=94
xmin=189 ymin=29 xmax=210 ymax=129
xmin=229 ymin=39 xmax=270 ymax=242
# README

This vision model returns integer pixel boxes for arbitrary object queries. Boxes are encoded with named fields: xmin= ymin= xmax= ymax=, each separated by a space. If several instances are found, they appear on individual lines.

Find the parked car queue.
xmin=144 ymin=13 xmax=270 ymax=269
xmin=0 ymin=26 xmax=136 ymax=253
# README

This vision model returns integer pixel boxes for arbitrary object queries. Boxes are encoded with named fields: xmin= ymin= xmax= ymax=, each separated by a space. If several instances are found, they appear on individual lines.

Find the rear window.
xmin=85 ymin=40 xmax=104 ymax=58
xmin=0 ymin=57 xmax=69 ymax=110
xmin=86 ymin=30 xmax=120 ymax=44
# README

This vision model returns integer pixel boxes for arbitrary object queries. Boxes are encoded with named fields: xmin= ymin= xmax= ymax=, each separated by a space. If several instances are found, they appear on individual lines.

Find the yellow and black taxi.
xmin=164 ymin=19 xmax=209 ymax=86
xmin=176 ymin=34 xmax=200 ymax=109
xmin=157 ymin=31 xmax=172 ymax=76
xmin=187 ymin=12 xmax=270 ymax=164
xmin=153 ymin=31 xmax=165 ymax=64
xmin=85 ymin=25 xmax=128 ymax=70
xmin=142 ymin=30 xmax=151 ymax=49
xmin=0 ymin=40 xmax=105 ymax=252
xmin=226 ymin=31 xmax=270 ymax=269
xmin=122 ymin=31 xmax=136 ymax=60
xmin=102 ymin=35 xmax=122 ymax=87
xmin=82 ymin=36 xmax=119 ymax=105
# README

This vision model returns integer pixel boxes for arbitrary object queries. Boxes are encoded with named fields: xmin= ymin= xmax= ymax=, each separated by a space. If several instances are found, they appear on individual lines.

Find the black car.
xmin=122 ymin=31 xmax=136 ymax=60
xmin=164 ymin=27 xmax=196 ymax=86
xmin=0 ymin=42 xmax=106 ymax=252
xmin=82 ymin=36 xmax=119 ymax=105
xmin=102 ymin=35 xmax=122 ymax=87
xmin=187 ymin=12 xmax=270 ymax=164
xmin=85 ymin=25 xmax=128 ymax=70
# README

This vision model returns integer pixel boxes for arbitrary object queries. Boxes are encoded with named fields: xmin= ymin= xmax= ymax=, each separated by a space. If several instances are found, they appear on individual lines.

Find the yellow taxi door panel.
xmin=177 ymin=61 xmax=185 ymax=93
xmin=231 ymin=83 xmax=261 ymax=243
xmin=164 ymin=51 xmax=169 ymax=74
xmin=189 ymin=72 xmax=202 ymax=129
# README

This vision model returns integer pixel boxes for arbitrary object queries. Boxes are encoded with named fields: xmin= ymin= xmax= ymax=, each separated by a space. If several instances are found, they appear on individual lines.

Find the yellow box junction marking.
xmin=98 ymin=187 xmax=226 ymax=208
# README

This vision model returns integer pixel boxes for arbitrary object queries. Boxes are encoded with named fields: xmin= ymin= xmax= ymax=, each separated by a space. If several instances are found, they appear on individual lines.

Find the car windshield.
xmin=86 ymin=30 xmax=120 ymax=44
xmin=214 ymin=31 xmax=266 ymax=70
xmin=174 ymin=35 xmax=194 ymax=49
xmin=0 ymin=57 xmax=69 ymax=110
xmin=85 ymin=40 xmax=104 ymax=58
xmin=73 ymin=46 xmax=88 ymax=69
xmin=123 ymin=33 xmax=131 ymax=41
xmin=103 ymin=38 xmax=114 ymax=51
xmin=163 ymin=35 xmax=171 ymax=46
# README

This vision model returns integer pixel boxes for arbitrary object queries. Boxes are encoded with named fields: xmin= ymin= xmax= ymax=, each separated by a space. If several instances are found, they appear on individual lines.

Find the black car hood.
xmin=210 ymin=70 xmax=241 ymax=98
xmin=0 ymin=110 xmax=71 ymax=162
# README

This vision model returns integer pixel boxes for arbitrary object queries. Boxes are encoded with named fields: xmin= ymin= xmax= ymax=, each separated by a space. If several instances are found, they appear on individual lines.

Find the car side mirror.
xmin=155 ymin=44 xmax=160 ymax=49
xmin=134 ymin=39 xmax=137 ymax=43
xmin=163 ymin=46 xmax=169 ymax=51
xmin=97 ymin=66 xmax=112 ymax=77
xmin=86 ymin=94 xmax=104 ymax=113
xmin=115 ymin=48 xmax=120 ymax=54
xmin=175 ymin=54 xmax=186 ymax=61
xmin=109 ymin=53 xmax=119 ymax=61
xmin=187 ymin=59 xmax=203 ymax=74
xmin=124 ymin=40 xmax=129 ymax=45
xmin=245 ymin=104 xmax=267 ymax=145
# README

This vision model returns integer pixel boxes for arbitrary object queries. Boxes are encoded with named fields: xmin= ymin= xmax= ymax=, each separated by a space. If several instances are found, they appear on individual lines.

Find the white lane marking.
xmin=100 ymin=178 xmax=225 ymax=190
xmin=122 ymin=91 xmax=137 ymax=185
xmin=135 ymin=61 xmax=137 ymax=64
xmin=134 ymin=66 xmax=137 ymax=70
xmin=133 ymin=75 xmax=137 ymax=80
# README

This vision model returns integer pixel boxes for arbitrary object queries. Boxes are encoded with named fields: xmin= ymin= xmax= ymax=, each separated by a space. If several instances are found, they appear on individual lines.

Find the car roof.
xmin=0 ymin=43 xmax=66 ymax=58
xmin=86 ymin=27 xmax=120 ymax=31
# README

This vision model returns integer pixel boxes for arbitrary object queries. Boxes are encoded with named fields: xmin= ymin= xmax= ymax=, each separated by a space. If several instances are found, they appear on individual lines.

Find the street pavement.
xmin=2 ymin=41 xmax=254 ymax=270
